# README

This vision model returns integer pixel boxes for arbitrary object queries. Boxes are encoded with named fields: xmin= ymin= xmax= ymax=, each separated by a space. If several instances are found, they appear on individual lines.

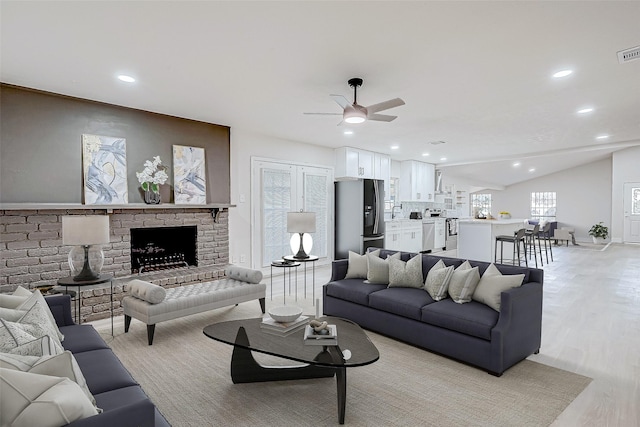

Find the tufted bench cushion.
xmin=122 ymin=266 xmax=266 ymax=345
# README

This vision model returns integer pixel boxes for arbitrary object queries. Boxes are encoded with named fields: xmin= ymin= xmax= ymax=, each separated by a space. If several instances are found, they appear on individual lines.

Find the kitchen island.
xmin=457 ymin=218 xmax=527 ymax=263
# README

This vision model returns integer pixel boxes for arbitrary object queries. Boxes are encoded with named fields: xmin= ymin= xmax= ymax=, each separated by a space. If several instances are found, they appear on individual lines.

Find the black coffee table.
xmin=203 ymin=316 xmax=379 ymax=424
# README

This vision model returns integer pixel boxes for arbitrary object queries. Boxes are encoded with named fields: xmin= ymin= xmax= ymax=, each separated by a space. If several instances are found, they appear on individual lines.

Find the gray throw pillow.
xmin=424 ymin=260 xmax=454 ymax=300
xmin=388 ymin=254 xmax=424 ymax=288
xmin=448 ymin=261 xmax=481 ymax=304
xmin=346 ymin=250 xmax=380 ymax=279
xmin=366 ymin=251 xmax=400 ymax=284
xmin=473 ymin=263 xmax=525 ymax=311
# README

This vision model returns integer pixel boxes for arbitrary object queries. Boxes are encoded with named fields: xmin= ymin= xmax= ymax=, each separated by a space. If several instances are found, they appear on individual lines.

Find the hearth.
xmin=131 ymin=226 xmax=197 ymax=274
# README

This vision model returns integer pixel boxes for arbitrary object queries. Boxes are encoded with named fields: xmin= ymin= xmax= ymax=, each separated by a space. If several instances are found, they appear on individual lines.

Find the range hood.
xmin=435 ymin=170 xmax=444 ymax=193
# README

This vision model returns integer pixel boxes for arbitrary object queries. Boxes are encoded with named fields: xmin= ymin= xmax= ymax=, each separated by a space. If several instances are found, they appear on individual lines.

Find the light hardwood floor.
xmin=267 ymin=243 xmax=640 ymax=426
xmin=100 ymin=243 xmax=640 ymax=425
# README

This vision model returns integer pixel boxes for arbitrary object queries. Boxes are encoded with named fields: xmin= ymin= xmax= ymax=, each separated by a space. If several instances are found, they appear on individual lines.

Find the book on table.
xmin=261 ymin=322 xmax=307 ymax=337
xmin=260 ymin=315 xmax=309 ymax=335
xmin=303 ymin=324 xmax=338 ymax=346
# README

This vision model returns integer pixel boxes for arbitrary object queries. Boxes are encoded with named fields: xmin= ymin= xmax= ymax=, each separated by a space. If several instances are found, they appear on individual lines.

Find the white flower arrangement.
xmin=136 ymin=156 xmax=168 ymax=193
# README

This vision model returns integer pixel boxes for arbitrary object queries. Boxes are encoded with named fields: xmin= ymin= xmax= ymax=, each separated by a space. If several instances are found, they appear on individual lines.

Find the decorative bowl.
xmin=268 ymin=306 xmax=303 ymax=323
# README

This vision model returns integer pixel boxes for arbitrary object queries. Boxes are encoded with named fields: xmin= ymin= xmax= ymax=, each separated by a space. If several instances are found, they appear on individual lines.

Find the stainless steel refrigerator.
xmin=335 ymin=179 xmax=385 ymax=260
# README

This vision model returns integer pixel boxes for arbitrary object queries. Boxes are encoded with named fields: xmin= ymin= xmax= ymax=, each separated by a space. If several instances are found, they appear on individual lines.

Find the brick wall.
xmin=1 ymin=207 xmax=229 ymax=322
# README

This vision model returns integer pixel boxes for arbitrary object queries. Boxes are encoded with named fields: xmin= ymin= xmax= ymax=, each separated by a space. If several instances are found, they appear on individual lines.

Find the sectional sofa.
xmin=323 ymin=249 xmax=543 ymax=376
xmin=46 ymin=294 xmax=170 ymax=427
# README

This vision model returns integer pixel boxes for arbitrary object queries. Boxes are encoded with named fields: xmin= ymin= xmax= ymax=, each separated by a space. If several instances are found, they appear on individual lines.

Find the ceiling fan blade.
xmin=365 ymin=98 xmax=405 ymax=114
xmin=303 ymin=112 xmax=342 ymax=115
xmin=367 ymin=113 xmax=398 ymax=122
xmin=330 ymin=94 xmax=353 ymax=109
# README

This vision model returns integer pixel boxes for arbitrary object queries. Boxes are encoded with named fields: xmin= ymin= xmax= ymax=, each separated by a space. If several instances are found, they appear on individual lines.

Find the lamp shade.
xmin=287 ymin=212 xmax=316 ymax=233
xmin=62 ymin=216 xmax=110 ymax=246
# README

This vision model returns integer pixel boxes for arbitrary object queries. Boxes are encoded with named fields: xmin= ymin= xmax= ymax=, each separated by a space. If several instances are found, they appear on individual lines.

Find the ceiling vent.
xmin=617 ymin=45 xmax=640 ymax=64
xmin=428 ymin=140 xmax=446 ymax=145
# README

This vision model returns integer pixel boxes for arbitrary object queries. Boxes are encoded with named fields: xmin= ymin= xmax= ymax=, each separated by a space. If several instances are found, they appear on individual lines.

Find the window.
xmin=471 ymin=193 xmax=492 ymax=217
xmin=252 ymin=159 xmax=332 ymax=268
xmin=530 ymin=192 xmax=556 ymax=221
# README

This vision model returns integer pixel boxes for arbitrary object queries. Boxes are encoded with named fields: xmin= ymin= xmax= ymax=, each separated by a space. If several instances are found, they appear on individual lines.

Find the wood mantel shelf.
xmin=0 ymin=203 xmax=236 ymax=222
xmin=0 ymin=203 xmax=236 ymax=211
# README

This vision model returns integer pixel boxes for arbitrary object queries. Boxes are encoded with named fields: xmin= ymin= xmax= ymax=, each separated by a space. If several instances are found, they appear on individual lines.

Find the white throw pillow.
xmin=16 ymin=289 xmax=64 ymax=341
xmin=448 ymin=261 xmax=481 ymax=304
xmin=127 ymin=279 xmax=167 ymax=304
xmin=366 ymin=251 xmax=401 ymax=284
xmin=0 ymin=368 xmax=99 ymax=427
xmin=388 ymin=254 xmax=424 ymax=288
xmin=0 ymin=351 xmax=98 ymax=406
xmin=345 ymin=249 xmax=380 ymax=279
xmin=0 ymin=315 xmax=64 ymax=355
xmin=424 ymin=260 xmax=455 ymax=300
xmin=0 ymin=286 xmax=32 ymax=310
xmin=473 ymin=263 xmax=525 ymax=311
xmin=0 ymin=307 xmax=27 ymax=322
xmin=15 ymin=302 xmax=64 ymax=351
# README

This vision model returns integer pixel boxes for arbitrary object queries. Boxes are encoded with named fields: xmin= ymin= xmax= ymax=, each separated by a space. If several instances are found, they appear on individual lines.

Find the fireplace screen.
xmin=130 ymin=226 xmax=197 ymax=273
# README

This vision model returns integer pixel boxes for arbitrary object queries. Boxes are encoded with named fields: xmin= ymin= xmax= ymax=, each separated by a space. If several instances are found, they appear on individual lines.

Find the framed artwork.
xmin=173 ymin=145 xmax=206 ymax=204
xmin=82 ymin=134 xmax=128 ymax=204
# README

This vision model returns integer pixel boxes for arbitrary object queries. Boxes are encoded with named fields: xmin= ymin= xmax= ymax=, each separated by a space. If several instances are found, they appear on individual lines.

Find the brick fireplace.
xmin=1 ymin=207 xmax=229 ymax=321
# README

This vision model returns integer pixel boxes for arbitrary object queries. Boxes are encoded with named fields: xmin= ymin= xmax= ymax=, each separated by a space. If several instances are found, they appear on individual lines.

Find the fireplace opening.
xmin=130 ymin=226 xmax=197 ymax=274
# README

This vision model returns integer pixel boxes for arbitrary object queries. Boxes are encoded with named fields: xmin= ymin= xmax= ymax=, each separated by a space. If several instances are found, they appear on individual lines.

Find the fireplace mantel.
xmin=0 ymin=203 xmax=235 ymax=222
xmin=0 ymin=203 xmax=234 ymax=211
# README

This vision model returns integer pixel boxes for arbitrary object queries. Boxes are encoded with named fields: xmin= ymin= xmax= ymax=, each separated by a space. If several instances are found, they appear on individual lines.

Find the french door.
xmin=623 ymin=182 xmax=640 ymax=243
xmin=252 ymin=159 xmax=332 ymax=268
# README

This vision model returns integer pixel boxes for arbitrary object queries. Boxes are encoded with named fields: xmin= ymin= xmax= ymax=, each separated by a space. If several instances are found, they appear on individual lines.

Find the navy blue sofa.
xmin=323 ymin=249 xmax=543 ymax=376
xmin=46 ymin=294 xmax=170 ymax=427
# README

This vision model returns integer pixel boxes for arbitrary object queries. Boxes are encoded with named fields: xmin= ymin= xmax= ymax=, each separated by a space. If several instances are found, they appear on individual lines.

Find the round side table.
xmin=270 ymin=260 xmax=300 ymax=304
xmin=283 ymin=255 xmax=319 ymax=304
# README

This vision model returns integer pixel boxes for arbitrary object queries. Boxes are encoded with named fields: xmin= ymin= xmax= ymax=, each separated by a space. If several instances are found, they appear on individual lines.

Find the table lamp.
xmin=62 ymin=215 xmax=110 ymax=281
xmin=287 ymin=211 xmax=316 ymax=259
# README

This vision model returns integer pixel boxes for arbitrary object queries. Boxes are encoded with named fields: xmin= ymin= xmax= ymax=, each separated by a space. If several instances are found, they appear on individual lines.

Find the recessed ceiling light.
xmin=343 ymin=130 xmax=353 ymax=135
xmin=117 ymin=74 xmax=136 ymax=83
xmin=422 ymin=153 xmax=430 ymax=157
xmin=440 ymin=157 xmax=447 ymax=161
xmin=577 ymin=107 xmax=594 ymax=114
xmin=528 ymin=168 xmax=536 ymax=173
xmin=513 ymin=162 xmax=521 ymax=167
xmin=553 ymin=69 xmax=573 ymax=78
xmin=596 ymin=134 xmax=609 ymax=140
xmin=390 ymin=145 xmax=399 ymax=150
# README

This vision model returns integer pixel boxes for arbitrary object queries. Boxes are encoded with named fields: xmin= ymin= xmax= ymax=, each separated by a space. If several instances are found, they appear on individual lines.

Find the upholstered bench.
xmin=123 ymin=265 xmax=266 ymax=345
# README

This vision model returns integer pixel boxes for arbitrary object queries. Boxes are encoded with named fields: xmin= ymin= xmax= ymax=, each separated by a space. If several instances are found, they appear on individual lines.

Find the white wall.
xmin=229 ymin=129 xmax=335 ymax=267
xmin=612 ymin=145 xmax=640 ymax=242
xmin=468 ymin=158 xmax=613 ymax=242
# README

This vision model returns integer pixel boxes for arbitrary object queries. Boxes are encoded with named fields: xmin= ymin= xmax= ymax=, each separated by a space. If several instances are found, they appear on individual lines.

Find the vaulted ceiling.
xmin=2 ymin=1 xmax=639 ymax=188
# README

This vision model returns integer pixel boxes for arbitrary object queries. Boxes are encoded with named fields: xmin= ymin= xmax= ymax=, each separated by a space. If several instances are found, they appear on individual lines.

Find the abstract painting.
xmin=82 ymin=134 xmax=128 ymax=204
xmin=173 ymin=145 xmax=206 ymax=204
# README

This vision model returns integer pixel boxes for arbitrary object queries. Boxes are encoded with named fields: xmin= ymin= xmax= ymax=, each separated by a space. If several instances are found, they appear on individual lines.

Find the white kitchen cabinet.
xmin=335 ymin=147 xmax=374 ymax=179
xmin=385 ymin=221 xmax=402 ymax=251
xmin=434 ymin=218 xmax=446 ymax=250
xmin=401 ymin=222 xmax=423 ymax=253
xmin=373 ymin=153 xmax=391 ymax=197
xmin=385 ymin=220 xmax=423 ymax=252
xmin=399 ymin=160 xmax=435 ymax=202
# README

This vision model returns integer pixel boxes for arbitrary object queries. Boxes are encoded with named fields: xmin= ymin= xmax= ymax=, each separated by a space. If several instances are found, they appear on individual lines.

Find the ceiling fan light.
xmin=343 ymin=108 xmax=367 ymax=124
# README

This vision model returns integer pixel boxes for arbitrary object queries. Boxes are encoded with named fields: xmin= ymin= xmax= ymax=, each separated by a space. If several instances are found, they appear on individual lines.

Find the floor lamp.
xmin=287 ymin=212 xmax=316 ymax=259
xmin=62 ymin=215 xmax=110 ymax=281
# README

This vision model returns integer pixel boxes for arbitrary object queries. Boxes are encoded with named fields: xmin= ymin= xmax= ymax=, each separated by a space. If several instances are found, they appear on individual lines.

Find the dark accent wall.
xmin=0 ymin=84 xmax=230 ymax=203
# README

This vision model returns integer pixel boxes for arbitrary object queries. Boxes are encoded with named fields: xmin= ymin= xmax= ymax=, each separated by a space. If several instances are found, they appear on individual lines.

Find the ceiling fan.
xmin=304 ymin=78 xmax=405 ymax=124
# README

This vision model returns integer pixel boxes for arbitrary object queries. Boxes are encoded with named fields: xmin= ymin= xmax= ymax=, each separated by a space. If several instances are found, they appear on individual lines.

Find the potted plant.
xmin=136 ymin=156 xmax=169 ymax=204
xmin=588 ymin=222 xmax=608 ymax=244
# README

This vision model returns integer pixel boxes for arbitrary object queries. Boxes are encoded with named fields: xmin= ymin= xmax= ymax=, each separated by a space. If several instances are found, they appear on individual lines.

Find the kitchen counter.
xmin=458 ymin=218 xmax=527 ymax=262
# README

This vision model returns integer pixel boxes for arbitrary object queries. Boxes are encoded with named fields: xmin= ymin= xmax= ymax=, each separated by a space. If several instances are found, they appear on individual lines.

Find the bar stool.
xmin=539 ymin=222 xmax=553 ymax=263
xmin=525 ymin=224 xmax=543 ymax=268
xmin=495 ymin=228 xmax=528 ymax=267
